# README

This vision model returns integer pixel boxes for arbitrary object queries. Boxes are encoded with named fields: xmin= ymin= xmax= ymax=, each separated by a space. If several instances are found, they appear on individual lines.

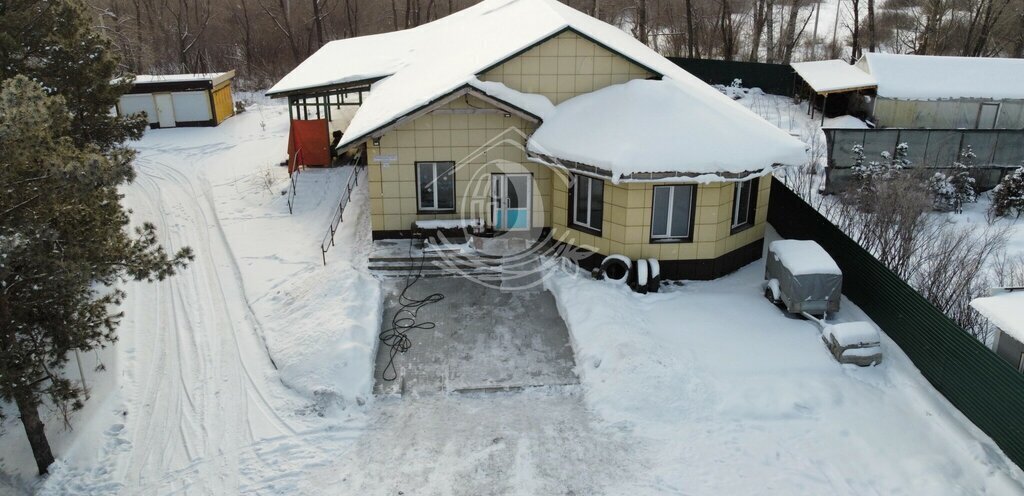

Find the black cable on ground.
xmin=378 ymin=238 xmax=445 ymax=382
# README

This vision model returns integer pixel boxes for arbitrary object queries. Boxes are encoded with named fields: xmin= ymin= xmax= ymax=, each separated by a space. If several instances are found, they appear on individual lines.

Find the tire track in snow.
xmin=71 ymin=154 xmax=307 ymax=495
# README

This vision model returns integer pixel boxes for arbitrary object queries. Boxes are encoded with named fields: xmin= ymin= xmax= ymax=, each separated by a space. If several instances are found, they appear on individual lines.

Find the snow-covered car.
xmin=822 ymin=322 xmax=883 ymax=366
xmin=764 ymin=240 xmax=842 ymax=318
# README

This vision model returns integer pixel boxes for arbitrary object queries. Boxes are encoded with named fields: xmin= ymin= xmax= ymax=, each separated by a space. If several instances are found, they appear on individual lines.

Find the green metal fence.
xmin=668 ymin=57 xmax=795 ymax=96
xmin=768 ymin=177 xmax=1024 ymax=467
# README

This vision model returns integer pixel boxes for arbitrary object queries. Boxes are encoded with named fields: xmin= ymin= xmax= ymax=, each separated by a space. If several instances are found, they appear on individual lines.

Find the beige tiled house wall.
xmin=367 ymin=96 xmax=550 ymax=232
xmin=551 ymin=172 xmax=771 ymax=261
xmin=479 ymin=30 xmax=655 ymax=104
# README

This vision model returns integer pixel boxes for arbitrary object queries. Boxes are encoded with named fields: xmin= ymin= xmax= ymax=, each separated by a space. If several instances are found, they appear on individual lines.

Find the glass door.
xmin=491 ymin=174 xmax=531 ymax=231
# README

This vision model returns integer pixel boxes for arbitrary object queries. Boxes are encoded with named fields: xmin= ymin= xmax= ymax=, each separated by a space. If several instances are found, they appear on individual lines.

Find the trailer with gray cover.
xmin=764 ymin=240 xmax=842 ymax=317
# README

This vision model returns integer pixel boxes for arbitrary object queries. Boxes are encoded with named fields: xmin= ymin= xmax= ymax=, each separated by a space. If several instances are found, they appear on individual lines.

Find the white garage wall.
xmin=119 ymin=94 xmax=158 ymax=123
xmin=171 ymin=91 xmax=212 ymax=122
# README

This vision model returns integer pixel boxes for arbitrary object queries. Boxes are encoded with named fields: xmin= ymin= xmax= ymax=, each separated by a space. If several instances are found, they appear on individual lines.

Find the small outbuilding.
xmin=117 ymin=71 xmax=236 ymax=129
xmin=792 ymin=59 xmax=878 ymax=124
xmin=972 ymin=288 xmax=1024 ymax=372
xmin=855 ymin=54 xmax=1024 ymax=129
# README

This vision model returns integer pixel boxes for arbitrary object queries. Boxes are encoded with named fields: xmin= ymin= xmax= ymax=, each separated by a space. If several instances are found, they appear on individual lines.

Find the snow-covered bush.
xmin=850 ymin=143 xmax=909 ymax=208
xmin=928 ymin=146 xmax=978 ymax=213
xmin=989 ymin=166 xmax=1024 ymax=219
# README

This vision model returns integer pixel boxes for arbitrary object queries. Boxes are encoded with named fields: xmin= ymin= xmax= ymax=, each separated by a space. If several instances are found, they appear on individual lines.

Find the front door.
xmin=154 ymin=93 xmax=176 ymax=128
xmin=491 ymin=173 xmax=531 ymax=231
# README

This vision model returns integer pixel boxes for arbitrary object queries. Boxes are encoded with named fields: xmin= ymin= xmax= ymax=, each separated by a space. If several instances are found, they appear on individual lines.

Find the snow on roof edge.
xmin=971 ymin=290 xmax=1024 ymax=344
xmin=792 ymin=59 xmax=877 ymax=93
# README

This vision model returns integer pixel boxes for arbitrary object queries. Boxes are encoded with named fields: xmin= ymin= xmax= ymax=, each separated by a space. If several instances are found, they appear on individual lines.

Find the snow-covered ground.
xmin=547 ymin=256 xmax=1024 ymax=494
xmin=1 ymin=92 xmax=1023 ymax=495
xmin=0 ymin=99 xmax=377 ymax=494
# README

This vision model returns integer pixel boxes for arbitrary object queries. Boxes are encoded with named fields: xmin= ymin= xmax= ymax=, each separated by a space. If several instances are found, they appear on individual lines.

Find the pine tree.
xmin=850 ymin=142 xmax=908 ymax=208
xmin=1 ymin=0 xmax=192 ymax=475
xmin=0 ymin=0 xmax=147 ymax=150
xmin=990 ymin=166 xmax=1024 ymax=219
xmin=928 ymin=146 xmax=978 ymax=213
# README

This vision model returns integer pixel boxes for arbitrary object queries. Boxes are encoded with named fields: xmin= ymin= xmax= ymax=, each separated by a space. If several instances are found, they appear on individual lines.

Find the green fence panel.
xmin=768 ymin=177 xmax=1024 ymax=467
xmin=668 ymin=57 xmax=795 ymax=96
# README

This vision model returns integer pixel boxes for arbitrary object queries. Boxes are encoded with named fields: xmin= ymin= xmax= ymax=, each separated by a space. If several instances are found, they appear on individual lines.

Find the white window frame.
xmin=416 ymin=161 xmax=455 ymax=212
xmin=732 ymin=179 xmax=756 ymax=229
xmin=571 ymin=174 xmax=603 ymax=232
xmin=651 ymin=185 xmax=695 ymax=241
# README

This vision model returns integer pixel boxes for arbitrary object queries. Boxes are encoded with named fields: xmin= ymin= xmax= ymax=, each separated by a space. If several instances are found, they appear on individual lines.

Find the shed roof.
xmin=858 ymin=53 xmax=1024 ymax=100
xmin=971 ymin=290 xmax=1024 ymax=345
xmin=791 ymin=59 xmax=877 ymax=94
xmin=268 ymin=0 xmax=807 ymax=177
xmin=133 ymin=71 xmax=234 ymax=87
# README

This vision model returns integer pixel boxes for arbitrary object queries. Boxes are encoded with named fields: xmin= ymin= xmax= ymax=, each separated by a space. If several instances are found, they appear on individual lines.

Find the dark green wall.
xmin=768 ymin=177 xmax=1024 ymax=468
xmin=668 ymin=57 xmax=795 ymax=96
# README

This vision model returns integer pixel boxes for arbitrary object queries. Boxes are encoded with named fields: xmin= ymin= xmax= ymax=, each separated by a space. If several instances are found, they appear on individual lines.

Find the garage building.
xmin=117 ymin=71 xmax=236 ymax=128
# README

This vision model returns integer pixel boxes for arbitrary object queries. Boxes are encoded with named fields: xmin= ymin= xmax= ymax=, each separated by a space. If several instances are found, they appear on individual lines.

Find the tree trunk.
xmin=765 ymin=0 xmax=775 ymax=63
xmin=867 ymin=0 xmax=876 ymax=52
xmin=312 ymin=0 xmax=324 ymax=49
xmin=748 ymin=0 xmax=767 ymax=62
xmin=635 ymin=0 xmax=649 ymax=46
xmin=850 ymin=0 xmax=861 ymax=63
xmin=15 ymin=388 xmax=54 ymax=475
xmin=685 ymin=0 xmax=696 ymax=58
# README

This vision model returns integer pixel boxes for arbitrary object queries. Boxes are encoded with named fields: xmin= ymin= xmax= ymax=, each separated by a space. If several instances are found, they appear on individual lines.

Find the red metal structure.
xmin=287 ymin=119 xmax=330 ymax=174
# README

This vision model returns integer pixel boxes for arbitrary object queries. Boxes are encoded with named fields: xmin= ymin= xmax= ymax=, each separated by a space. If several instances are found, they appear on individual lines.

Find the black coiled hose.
xmin=378 ymin=241 xmax=445 ymax=382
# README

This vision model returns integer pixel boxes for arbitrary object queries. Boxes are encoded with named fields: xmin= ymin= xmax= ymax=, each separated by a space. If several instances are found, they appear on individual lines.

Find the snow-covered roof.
xmin=858 ymin=53 xmax=1024 ymax=100
xmin=133 ymin=71 xmax=234 ymax=87
xmin=971 ymin=290 xmax=1024 ymax=344
xmin=768 ymin=240 xmax=842 ymax=276
xmin=792 ymin=59 xmax=877 ymax=94
xmin=269 ymin=0 xmax=808 ymax=166
xmin=527 ymin=79 xmax=808 ymax=181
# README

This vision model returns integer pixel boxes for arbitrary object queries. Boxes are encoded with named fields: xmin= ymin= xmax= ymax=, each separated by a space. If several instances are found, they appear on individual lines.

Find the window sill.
xmin=649 ymin=237 xmax=694 ymax=244
xmin=416 ymin=208 xmax=457 ymax=214
xmin=730 ymin=222 xmax=754 ymax=235
xmin=570 ymin=222 xmax=603 ymax=237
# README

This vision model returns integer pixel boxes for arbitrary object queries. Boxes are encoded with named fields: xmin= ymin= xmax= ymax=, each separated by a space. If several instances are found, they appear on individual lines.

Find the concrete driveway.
xmin=374 ymin=275 xmax=578 ymax=395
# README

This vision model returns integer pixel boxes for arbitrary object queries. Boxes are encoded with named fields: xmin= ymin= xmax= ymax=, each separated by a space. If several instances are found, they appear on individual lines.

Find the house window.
xmin=570 ymin=174 xmax=604 ymax=234
xmin=731 ymin=179 xmax=758 ymax=231
xmin=416 ymin=161 xmax=455 ymax=212
xmin=651 ymin=185 xmax=695 ymax=242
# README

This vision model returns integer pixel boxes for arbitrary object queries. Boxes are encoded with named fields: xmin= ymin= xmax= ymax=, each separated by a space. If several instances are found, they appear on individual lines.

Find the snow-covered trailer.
xmin=765 ymin=240 xmax=842 ymax=317
xmin=117 ymin=71 xmax=236 ymax=129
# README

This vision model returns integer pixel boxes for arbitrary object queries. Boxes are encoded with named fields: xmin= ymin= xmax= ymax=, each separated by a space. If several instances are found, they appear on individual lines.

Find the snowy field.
xmin=1 ymin=96 xmax=1023 ymax=494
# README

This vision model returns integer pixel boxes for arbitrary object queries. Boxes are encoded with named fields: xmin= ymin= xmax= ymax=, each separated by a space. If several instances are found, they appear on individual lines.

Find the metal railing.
xmin=320 ymin=165 xmax=364 ymax=265
xmin=286 ymin=149 xmax=302 ymax=214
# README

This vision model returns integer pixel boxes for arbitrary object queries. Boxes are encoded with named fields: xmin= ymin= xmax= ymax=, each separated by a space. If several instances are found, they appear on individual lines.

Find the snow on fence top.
xmin=768 ymin=240 xmax=842 ymax=276
xmin=527 ymin=79 xmax=808 ymax=181
xmin=791 ymin=59 xmax=878 ymax=94
xmin=971 ymin=290 xmax=1024 ymax=344
xmin=267 ymin=0 xmax=807 ymax=174
xmin=857 ymin=53 xmax=1024 ymax=100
